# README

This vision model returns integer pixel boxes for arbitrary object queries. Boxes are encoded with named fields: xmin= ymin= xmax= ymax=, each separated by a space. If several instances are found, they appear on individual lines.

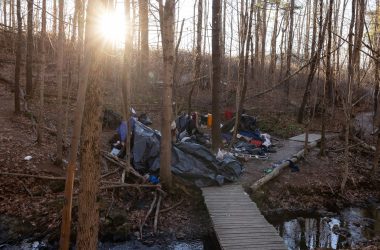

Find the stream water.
xmin=268 ymin=205 xmax=380 ymax=250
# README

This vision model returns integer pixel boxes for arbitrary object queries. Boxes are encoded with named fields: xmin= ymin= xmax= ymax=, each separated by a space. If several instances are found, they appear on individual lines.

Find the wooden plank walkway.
xmin=202 ymin=185 xmax=286 ymax=250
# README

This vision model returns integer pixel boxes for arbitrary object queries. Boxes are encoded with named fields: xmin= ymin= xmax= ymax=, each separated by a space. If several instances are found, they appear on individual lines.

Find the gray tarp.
xmin=132 ymin=121 xmax=243 ymax=187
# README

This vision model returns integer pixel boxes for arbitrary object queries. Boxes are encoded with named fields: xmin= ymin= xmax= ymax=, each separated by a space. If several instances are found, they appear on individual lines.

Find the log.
xmin=352 ymin=136 xmax=376 ymax=152
xmin=250 ymin=141 xmax=318 ymax=191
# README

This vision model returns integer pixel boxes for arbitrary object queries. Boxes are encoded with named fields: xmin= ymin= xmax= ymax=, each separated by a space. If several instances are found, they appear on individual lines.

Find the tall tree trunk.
xmin=158 ymin=0 xmax=175 ymax=189
xmin=304 ymin=0 xmax=311 ymax=60
xmin=298 ymin=0 xmax=327 ymax=124
xmin=11 ymin=0 xmax=15 ymax=28
xmin=341 ymin=0 xmax=356 ymax=193
xmin=211 ymin=0 xmax=222 ymax=152
xmin=139 ymin=0 xmax=149 ymax=87
xmin=260 ymin=0 xmax=267 ymax=72
xmin=75 ymin=0 xmax=105 ymax=248
xmin=189 ymin=0 xmax=202 ymax=114
xmin=269 ymin=2 xmax=279 ymax=81
xmin=284 ymin=0 xmax=294 ymax=103
xmin=58 ymin=0 xmax=86 ymax=249
xmin=353 ymin=0 xmax=366 ymax=87
xmin=14 ymin=0 xmax=21 ymax=113
xmin=26 ymin=0 xmax=33 ymax=97
xmin=121 ymin=0 xmax=132 ymax=183
xmin=373 ymin=0 xmax=380 ymax=175
xmin=320 ymin=0 xmax=334 ymax=156
xmin=3 ymin=0 xmax=7 ymax=27
xmin=37 ymin=0 xmax=46 ymax=144
xmin=55 ymin=0 xmax=64 ymax=165
xmin=53 ymin=0 xmax=57 ymax=37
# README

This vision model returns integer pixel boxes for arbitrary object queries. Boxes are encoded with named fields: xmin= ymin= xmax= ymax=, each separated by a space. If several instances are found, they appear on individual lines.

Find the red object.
xmin=250 ymin=139 xmax=262 ymax=147
xmin=224 ymin=110 xmax=233 ymax=120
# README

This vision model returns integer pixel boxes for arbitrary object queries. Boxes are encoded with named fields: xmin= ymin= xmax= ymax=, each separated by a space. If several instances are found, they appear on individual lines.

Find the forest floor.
xmin=1 ymin=63 xmax=380 ymax=248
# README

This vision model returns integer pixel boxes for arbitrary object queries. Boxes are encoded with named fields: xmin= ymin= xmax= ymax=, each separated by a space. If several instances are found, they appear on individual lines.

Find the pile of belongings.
xmin=175 ymin=113 xmax=211 ymax=147
xmin=221 ymin=114 xmax=275 ymax=159
xmin=110 ymin=116 xmax=243 ymax=187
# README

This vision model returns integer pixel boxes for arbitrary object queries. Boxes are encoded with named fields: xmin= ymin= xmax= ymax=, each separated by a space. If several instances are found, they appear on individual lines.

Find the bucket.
xmin=207 ymin=114 xmax=212 ymax=128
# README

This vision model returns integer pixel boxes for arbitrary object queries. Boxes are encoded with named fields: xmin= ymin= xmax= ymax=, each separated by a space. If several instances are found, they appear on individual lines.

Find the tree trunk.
xmin=55 ymin=0 xmax=64 ymax=165
xmin=211 ymin=0 xmax=222 ymax=152
xmin=373 ymin=0 xmax=380 ymax=175
xmin=189 ymin=0 xmax=203 ymax=114
xmin=26 ymin=0 xmax=33 ymax=97
xmin=320 ymin=0 xmax=334 ymax=156
xmin=139 ymin=0 xmax=149 ymax=87
xmin=260 ymin=0 xmax=267 ymax=73
xmin=284 ymin=0 xmax=294 ymax=103
xmin=37 ymin=0 xmax=46 ymax=144
xmin=341 ymin=0 xmax=356 ymax=193
xmin=75 ymin=0 xmax=105 ymax=248
xmin=268 ymin=2 xmax=279 ymax=81
xmin=14 ymin=0 xmax=21 ymax=113
xmin=121 ymin=0 xmax=132 ymax=183
xmin=297 ymin=0 xmax=321 ymax=124
xmin=3 ymin=0 xmax=7 ymax=27
xmin=11 ymin=0 xmax=15 ymax=29
xmin=58 ymin=0 xmax=86 ymax=249
xmin=53 ymin=0 xmax=57 ymax=37
xmin=158 ymin=0 xmax=175 ymax=190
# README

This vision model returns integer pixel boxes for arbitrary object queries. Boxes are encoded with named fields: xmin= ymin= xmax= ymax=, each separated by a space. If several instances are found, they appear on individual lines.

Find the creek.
xmin=267 ymin=205 xmax=380 ymax=249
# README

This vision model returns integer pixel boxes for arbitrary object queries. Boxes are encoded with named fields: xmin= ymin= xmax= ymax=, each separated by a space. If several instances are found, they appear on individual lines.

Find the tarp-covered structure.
xmin=131 ymin=121 xmax=243 ymax=187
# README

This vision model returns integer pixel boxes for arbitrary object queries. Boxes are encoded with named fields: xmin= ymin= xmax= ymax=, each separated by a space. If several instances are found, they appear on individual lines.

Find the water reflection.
xmin=271 ymin=206 xmax=380 ymax=250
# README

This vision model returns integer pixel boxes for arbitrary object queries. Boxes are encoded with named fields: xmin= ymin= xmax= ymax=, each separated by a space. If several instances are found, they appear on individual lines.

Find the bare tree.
xmin=139 ymin=0 xmax=149 ymax=86
xmin=3 ymin=0 xmax=7 ymax=27
xmin=189 ymin=0 xmax=203 ymax=114
xmin=373 ymin=0 xmax=380 ymax=175
xmin=14 ymin=0 xmax=21 ymax=113
xmin=269 ymin=1 xmax=279 ymax=81
xmin=320 ymin=0 xmax=334 ymax=156
xmin=211 ymin=0 xmax=222 ymax=152
xmin=26 ymin=0 xmax=33 ymax=97
xmin=284 ymin=0 xmax=294 ymax=103
xmin=59 ymin=0 xmax=86 ymax=248
xmin=37 ymin=0 xmax=46 ymax=144
xmin=55 ymin=0 xmax=64 ymax=165
xmin=121 ymin=0 xmax=132 ymax=182
xmin=158 ymin=0 xmax=175 ymax=189
xmin=75 ymin=0 xmax=106 ymax=248
xmin=53 ymin=0 xmax=57 ymax=36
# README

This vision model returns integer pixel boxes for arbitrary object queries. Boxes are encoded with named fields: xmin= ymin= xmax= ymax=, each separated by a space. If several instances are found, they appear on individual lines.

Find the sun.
xmin=98 ymin=9 xmax=126 ymax=45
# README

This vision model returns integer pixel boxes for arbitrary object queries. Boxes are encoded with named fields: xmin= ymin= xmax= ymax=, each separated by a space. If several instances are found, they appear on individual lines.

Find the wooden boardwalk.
xmin=202 ymin=185 xmax=286 ymax=250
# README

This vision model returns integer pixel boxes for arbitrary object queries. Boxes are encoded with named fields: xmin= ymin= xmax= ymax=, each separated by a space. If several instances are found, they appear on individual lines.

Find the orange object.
xmin=207 ymin=114 xmax=212 ymax=128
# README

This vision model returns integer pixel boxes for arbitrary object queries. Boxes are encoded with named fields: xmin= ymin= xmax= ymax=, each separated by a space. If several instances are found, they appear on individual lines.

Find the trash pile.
xmin=109 ymin=111 xmax=243 ymax=188
xmin=221 ymin=114 xmax=276 ymax=160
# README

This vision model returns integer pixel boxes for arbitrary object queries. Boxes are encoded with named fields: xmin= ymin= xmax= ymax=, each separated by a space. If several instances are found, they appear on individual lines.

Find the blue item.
xmin=238 ymin=130 xmax=262 ymax=140
xmin=117 ymin=118 xmax=136 ymax=141
xmin=148 ymin=175 xmax=160 ymax=184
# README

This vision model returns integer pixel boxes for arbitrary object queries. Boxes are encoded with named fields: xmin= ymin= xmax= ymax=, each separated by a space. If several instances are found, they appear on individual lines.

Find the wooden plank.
xmin=202 ymin=185 xmax=286 ymax=250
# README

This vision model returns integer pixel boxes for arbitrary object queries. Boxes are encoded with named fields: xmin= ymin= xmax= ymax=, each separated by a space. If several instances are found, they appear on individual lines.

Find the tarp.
xmin=131 ymin=121 xmax=243 ymax=187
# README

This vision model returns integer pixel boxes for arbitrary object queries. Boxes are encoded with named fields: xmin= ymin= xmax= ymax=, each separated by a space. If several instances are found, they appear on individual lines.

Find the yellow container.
xmin=207 ymin=114 xmax=212 ymax=128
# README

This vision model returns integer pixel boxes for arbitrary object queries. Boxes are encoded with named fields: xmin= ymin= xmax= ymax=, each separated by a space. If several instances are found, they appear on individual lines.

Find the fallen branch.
xmin=251 ymin=141 xmax=318 ymax=191
xmin=154 ymin=193 xmax=162 ymax=234
xmin=0 ymin=172 xmax=69 ymax=181
xmin=140 ymin=191 xmax=158 ymax=239
xmin=101 ymin=151 xmax=145 ymax=182
xmin=100 ymin=182 xmax=161 ymax=189
xmin=352 ymin=136 xmax=376 ymax=152
xmin=160 ymin=197 xmax=184 ymax=213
